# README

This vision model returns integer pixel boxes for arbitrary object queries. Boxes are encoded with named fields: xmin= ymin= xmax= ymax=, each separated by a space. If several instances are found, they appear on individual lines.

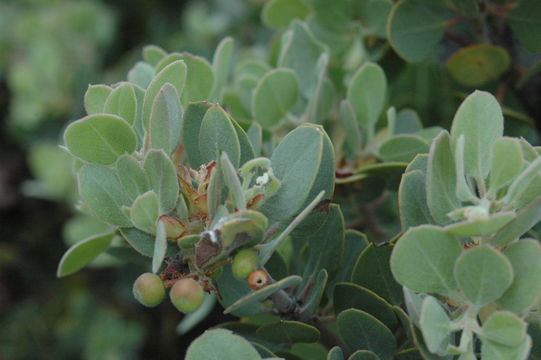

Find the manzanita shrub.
xmin=56 ymin=0 xmax=541 ymax=359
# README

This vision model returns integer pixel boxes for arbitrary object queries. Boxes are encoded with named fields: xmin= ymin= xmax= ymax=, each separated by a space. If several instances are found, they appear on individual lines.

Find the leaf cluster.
xmin=54 ymin=1 xmax=541 ymax=359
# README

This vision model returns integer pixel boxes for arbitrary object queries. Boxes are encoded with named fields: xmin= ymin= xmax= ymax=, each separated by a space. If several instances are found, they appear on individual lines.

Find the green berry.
xmin=170 ymin=278 xmax=204 ymax=313
xmin=133 ymin=273 xmax=165 ymax=307
xmin=232 ymin=249 xmax=259 ymax=280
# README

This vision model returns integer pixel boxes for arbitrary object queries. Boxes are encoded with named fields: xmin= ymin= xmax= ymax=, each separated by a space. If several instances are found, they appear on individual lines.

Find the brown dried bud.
xmin=159 ymin=215 xmax=187 ymax=240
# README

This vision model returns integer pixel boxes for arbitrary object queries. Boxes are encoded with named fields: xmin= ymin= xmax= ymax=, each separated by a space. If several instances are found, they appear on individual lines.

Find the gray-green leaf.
xmin=347 ymin=62 xmax=387 ymax=138
xmin=186 ymin=329 xmax=262 ymax=360
xmin=199 ymin=105 xmax=241 ymax=167
xmin=450 ymin=91 xmax=504 ymax=180
xmin=391 ymin=225 xmax=461 ymax=295
xmin=78 ymin=164 xmax=132 ymax=226
xmin=64 ymin=114 xmax=137 ymax=165
xmin=152 ymin=219 xmax=167 ymax=273
xmin=497 ymin=239 xmax=541 ymax=313
xmin=454 ymin=245 xmax=513 ymax=306
xmin=252 ymin=68 xmax=299 ymax=129
xmin=57 ymin=232 xmax=115 ymax=277
xmin=104 ymin=83 xmax=137 ymax=125
xmin=148 ymin=83 xmax=183 ymax=155
xmin=130 ymin=191 xmax=160 ymax=234
xmin=143 ymin=150 xmax=179 ymax=212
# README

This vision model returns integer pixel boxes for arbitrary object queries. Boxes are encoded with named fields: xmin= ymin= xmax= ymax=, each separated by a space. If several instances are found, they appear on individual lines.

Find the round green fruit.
xmin=170 ymin=278 xmax=205 ymax=313
xmin=232 ymin=249 xmax=259 ymax=280
xmin=133 ymin=273 xmax=165 ymax=307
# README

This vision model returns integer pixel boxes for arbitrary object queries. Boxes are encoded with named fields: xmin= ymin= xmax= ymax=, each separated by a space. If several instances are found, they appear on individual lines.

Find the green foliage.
xmin=392 ymin=90 xmax=541 ymax=359
xmin=50 ymin=0 xmax=541 ymax=359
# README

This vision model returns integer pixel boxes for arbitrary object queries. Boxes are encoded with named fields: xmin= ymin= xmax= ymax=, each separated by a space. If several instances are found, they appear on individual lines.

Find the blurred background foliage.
xmin=0 ymin=0 xmax=540 ymax=359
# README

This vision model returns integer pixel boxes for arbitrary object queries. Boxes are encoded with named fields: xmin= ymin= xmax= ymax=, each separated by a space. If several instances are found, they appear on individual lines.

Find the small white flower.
xmin=256 ymin=172 xmax=269 ymax=186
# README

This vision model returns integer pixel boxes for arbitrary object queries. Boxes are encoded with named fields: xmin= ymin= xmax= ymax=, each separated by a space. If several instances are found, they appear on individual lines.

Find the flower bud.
xmin=170 ymin=278 xmax=205 ymax=313
xmin=463 ymin=206 xmax=489 ymax=222
xmin=133 ymin=273 xmax=165 ymax=307
xmin=232 ymin=249 xmax=259 ymax=280
xmin=159 ymin=215 xmax=186 ymax=240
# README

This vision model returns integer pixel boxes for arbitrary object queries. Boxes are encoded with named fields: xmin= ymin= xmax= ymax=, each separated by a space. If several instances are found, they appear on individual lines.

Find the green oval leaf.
xmin=391 ymin=225 xmax=462 ymax=295
xmin=504 ymin=157 xmax=541 ymax=208
xmin=130 ymin=191 xmax=160 ymax=234
xmin=352 ymin=244 xmax=403 ymax=305
xmin=152 ymin=219 xmax=167 ymax=274
xmin=481 ymin=336 xmax=531 ymax=360
xmin=128 ymin=61 xmax=155 ymax=89
xmin=399 ymin=170 xmax=435 ymax=230
xmin=116 ymin=154 xmax=151 ymax=201
xmin=57 ymin=232 xmax=114 ymax=277
xmin=252 ymin=68 xmax=299 ymax=129
xmin=119 ymin=227 xmax=154 ymax=257
xmin=419 ymin=296 xmax=452 ymax=355
xmin=491 ymin=197 xmax=541 ymax=247
xmin=327 ymin=347 xmax=344 ymax=360
xmin=339 ymin=100 xmax=362 ymax=157
xmin=154 ymin=53 xmax=184 ymax=73
xmin=182 ymin=101 xmax=213 ymax=168
xmin=444 ymin=212 xmax=515 ymax=237
xmin=104 ymin=83 xmax=138 ymax=125
xmin=337 ymin=309 xmax=396 ymax=360
xmin=178 ymin=53 xmax=215 ymax=103
xmin=450 ymin=91 xmax=504 ymax=180
xmin=388 ymin=0 xmax=447 ymax=62
xmin=347 ymin=62 xmax=387 ymax=137
xmin=84 ymin=84 xmax=112 ymax=114
xmin=256 ymin=320 xmax=320 ymax=343
xmin=78 ymin=164 xmax=132 ymax=226
xmin=143 ymin=45 xmax=166 ymax=66
xmin=149 ymin=83 xmax=183 ymax=155
xmin=231 ymin=118 xmax=255 ymax=166
xmin=354 ymin=0 xmax=392 ymax=38
xmin=211 ymin=37 xmax=234 ymax=102
xmin=186 ymin=329 xmax=262 ymax=360
xmin=348 ymin=351 xmax=379 ymax=360
xmin=333 ymin=282 xmax=398 ymax=330
xmin=64 ymin=114 xmax=137 ymax=165
xmin=261 ymin=125 xmax=334 ymax=221
xmin=446 ymin=45 xmax=510 ymax=87
xmin=199 ymin=105 xmax=241 ymax=167
xmin=300 ymin=205 xmax=344 ymax=290
xmin=379 ymin=135 xmax=429 ymax=163
xmin=427 ymin=131 xmax=460 ymax=224
xmin=497 ymin=239 xmax=541 ymax=313
xmin=489 ymin=137 xmax=524 ymax=195
xmin=143 ymin=149 xmax=179 ymax=212
xmin=482 ymin=311 xmax=527 ymax=347
xmin=142 ymin=60 xmax=187 ymax=130
xmin=454 ymin=245 xmax=513 ymax=306
xmin=301 ymin=269 xmax=328 ymax=314
xmin=262 ymin=0 xmax=309 ymax=29
xmin=278 ymin=21 xmax=326 ymax=97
